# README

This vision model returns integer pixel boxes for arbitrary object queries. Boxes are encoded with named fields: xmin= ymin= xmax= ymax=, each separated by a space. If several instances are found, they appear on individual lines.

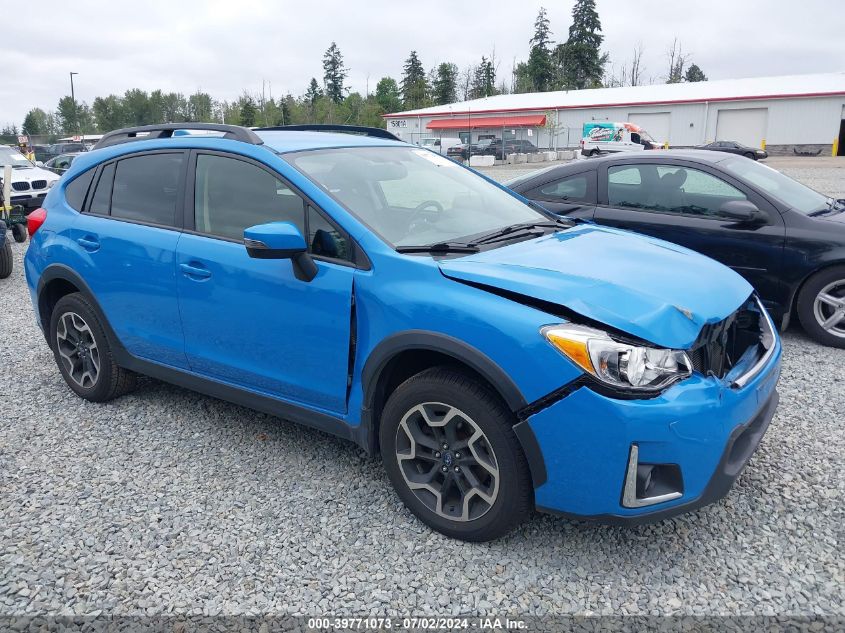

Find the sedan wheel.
xmin=812 ymin=281 xmax=845 ymax=339
xmin=797 ymin=266 xmax=845 ymax=348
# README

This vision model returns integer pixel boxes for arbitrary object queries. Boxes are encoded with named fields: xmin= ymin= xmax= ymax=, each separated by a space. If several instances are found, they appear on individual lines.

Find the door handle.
xmin=77 ymin=236 xmax=100 ymax=252
xmin=180 ymin=262 xmax=212 ymax=280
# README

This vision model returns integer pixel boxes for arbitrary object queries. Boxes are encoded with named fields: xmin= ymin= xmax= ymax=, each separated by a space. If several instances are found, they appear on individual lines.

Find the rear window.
xmin=110 ymin=153 xmax=184 ymax=226
xmin=65 ymin=169 xmax=95 ymax=212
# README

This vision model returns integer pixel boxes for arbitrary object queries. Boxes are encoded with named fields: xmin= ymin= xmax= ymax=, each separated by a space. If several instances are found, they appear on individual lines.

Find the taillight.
xmin=27 ymin=208 xmax=47 ymax=237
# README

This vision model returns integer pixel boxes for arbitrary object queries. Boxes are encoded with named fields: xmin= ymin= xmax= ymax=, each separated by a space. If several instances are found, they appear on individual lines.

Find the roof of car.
xmin=586 ymin=149 xmax=732 ymax=164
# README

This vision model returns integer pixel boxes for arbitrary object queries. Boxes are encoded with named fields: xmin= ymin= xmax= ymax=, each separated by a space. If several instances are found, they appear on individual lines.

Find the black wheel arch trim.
xmin=360 ymin=330 xmax=529 ymax=415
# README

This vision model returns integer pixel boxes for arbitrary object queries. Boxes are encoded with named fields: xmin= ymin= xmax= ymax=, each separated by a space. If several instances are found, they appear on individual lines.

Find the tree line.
xmin=11 ymin=0 xmax=708 ymax=139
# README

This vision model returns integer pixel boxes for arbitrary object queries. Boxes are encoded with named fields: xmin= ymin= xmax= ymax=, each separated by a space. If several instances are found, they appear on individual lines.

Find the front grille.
xmin=31 ymin=180 xmax=47 ymax=190
xmin=689 ymin=297 xmax=765 ymax=379
xmin=12 ymin=181 xmax=30 ymax=191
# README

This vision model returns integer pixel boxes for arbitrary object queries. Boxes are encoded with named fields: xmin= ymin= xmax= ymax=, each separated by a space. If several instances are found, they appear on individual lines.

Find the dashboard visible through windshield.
xmin=287 ymin=146 xmax=547 ymax=249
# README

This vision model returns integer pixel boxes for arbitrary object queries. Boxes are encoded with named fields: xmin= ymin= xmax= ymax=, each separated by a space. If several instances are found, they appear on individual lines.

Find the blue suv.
xmin=25 ymin=123 xmax=782 ymax=541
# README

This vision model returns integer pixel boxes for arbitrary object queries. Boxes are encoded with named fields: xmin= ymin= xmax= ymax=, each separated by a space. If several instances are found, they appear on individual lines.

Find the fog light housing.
xmin=622 ymin=444 xmax=684 ymax=508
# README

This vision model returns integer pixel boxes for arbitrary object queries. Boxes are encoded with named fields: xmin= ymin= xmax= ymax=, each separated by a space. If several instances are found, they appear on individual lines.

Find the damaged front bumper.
xmin=515 ymin=335 xmax=782 ymax=523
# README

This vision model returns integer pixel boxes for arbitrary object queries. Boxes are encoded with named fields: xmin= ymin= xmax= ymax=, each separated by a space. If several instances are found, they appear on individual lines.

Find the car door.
xmin=72 ymin=150 xmax=189 ymax=368
xmin=175 ymin=150 xmax=355 ymax=414
xmin=523 ymin=170 xmax=597 ymax=219
xmin=594 ymin=160 xmax=786 ymax=308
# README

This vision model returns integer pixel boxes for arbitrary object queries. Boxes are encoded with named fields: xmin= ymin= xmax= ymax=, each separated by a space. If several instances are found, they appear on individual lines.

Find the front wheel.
xmin=12 ymin=223 xmax=27 ymax=243
xmin=797 ymin=266 xmax=845 ymax=348
xmin=379 ymin=367 xmax=533 ymax=541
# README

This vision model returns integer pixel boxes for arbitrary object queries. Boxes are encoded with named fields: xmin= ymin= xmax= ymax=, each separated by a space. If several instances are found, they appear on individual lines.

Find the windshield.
xmin=720 ymin=157 xmax=830 ymax=214
xmin=0 ymin=147 xmax=34 ymax=169
xmin=288 ymin=146 xmax=546 ymax=248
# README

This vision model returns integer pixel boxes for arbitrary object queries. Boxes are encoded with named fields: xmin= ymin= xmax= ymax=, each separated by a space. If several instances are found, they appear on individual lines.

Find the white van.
xmin=580 ymin=122 xmax=658 ymax=156
xmin=419 ymin=137 xmax=462 ymax=156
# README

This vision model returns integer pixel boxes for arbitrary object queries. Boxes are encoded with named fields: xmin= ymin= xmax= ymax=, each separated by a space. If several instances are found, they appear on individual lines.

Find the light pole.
xmin=69 ymin=72 xmax=79 ymax=134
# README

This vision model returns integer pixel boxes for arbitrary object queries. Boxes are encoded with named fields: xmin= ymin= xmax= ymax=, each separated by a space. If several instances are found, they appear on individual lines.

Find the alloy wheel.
xmin=55 ymin=312 xmax=101 ymax=388
xmin=813 ymin=280 xmax=845 ymax=339
xmin=395 ymin=402 xmax=499 ymax=522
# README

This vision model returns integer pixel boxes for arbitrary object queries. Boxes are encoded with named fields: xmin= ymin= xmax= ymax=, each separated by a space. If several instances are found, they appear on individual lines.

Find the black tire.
xmin=11 ymin=223 xmax=27 ymax=242
xmin=379 ymin=366 xmax=533 ymax=541
xmin=0 ymin=236 xmax=12 ymax=279
xmin=49 ymin=293 xmax=137 ymax=401
xmin=796 ymin=265 xmax=845 ymax=348
xmin=744 ymin=152 xmax=756 ymax=160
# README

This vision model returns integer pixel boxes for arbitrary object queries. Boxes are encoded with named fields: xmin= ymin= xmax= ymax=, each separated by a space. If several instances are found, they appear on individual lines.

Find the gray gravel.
xmin=1 ymin=160 xmax=844 ymax=617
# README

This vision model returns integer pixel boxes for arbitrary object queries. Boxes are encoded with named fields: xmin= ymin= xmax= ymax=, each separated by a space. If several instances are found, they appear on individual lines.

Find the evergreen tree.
xmin=305 ymin=78 xmax=323 ymax=105
xmin=239 ymin=95 xmax=258 ymax=127
xmin=559 ymin=0 xmax=607 ymax=89
xmin=21 ymin=108 xmax=49 ymax=135
xmin=684 ymin=64 xmax=707 ymax=83
xmin=323 ymin=42 xmax=348 ymax=104
xmin=375 ymin=77 xmax=402 ymax=113
xmin=401 ymin=51 xmax=428 ymax=109
xmin=526 ymin=8 xmax=555 ymax=92
xmin=470 ymin=57 xmax=497 ymax=99
xmin=432 ymin=63 xmax=458 ymax=105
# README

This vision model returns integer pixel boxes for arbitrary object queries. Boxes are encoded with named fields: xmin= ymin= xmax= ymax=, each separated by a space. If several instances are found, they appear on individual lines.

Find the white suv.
xmin=1 ymin=146 xmax=60 ymax=210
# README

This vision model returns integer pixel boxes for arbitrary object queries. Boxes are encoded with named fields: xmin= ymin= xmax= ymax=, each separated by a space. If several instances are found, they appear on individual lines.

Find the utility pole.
xmin=69 ymin=72 xmax=79 ymax=134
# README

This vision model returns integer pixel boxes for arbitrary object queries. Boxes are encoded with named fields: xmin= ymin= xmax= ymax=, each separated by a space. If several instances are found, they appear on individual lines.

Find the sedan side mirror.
xmin=719 ymin=200 xmax=765 ymax=223
xmin=244 ymin=222 xmax=317 ymax=282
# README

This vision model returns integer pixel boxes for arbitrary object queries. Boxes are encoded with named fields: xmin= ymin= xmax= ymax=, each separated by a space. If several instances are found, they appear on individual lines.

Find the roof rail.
xmin=255 ymin=124 xmax=403 ymax=142
xmin=93 ymin=123 xmax=263 ymax=150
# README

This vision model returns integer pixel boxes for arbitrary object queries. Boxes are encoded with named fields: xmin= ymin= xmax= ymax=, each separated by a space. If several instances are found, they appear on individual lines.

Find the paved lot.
xmin=1 ymin=159 xmax=844 ymax=617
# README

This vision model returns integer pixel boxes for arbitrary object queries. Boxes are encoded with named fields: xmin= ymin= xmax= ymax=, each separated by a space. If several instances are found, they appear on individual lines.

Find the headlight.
xmin=542 ymin=324 xmax=692 ymax=392
xmin=48 ymin=180 xmax=57 ymax=188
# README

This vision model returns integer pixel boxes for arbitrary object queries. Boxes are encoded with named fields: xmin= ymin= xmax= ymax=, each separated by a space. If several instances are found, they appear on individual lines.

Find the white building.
xmin=384 ymin=72 xmax=845 ymax=155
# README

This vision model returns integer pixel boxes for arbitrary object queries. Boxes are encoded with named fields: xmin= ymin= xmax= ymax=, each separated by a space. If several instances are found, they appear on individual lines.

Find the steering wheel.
xmin=406 ymin=200 xmax=445 ymax=236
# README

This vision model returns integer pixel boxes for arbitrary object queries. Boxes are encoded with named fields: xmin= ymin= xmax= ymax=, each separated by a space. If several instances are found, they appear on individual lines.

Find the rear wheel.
xmin=49 ymin=293 xmax=137 ymax=401
xmin=379 ymin=367 xmax=533 ymax=541
xmin=0 ymin=235 xmax=12 ymax=279
xmin=797 ymin=266 xmax=845 ymax=348
xmin=11 ymin=223 xmax=27 ymax=243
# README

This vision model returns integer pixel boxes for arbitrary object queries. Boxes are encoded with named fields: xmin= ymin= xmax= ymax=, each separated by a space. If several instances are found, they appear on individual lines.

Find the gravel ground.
xmin=1 ymin=161 xmax=844 ymax=618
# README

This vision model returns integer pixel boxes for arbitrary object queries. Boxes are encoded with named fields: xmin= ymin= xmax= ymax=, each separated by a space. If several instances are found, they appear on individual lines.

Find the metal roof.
xmin=385 ymin=72 xmax=845 ymax=118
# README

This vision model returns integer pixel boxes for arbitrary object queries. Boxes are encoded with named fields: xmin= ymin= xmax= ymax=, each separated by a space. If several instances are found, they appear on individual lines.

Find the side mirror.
xmin=244 ymin=222 xmax=317 ymax=282
xmin=35 ymin=161 xmax=44 ymax=167
xmin=719 ymin=200 xmax=765 ymax=223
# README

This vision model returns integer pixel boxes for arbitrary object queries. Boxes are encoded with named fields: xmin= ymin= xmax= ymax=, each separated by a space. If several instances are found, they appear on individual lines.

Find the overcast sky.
xmin=2 ymin=0 xmax=843 ymax=127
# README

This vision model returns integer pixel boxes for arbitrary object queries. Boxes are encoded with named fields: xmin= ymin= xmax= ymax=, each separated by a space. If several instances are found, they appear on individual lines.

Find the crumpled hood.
xmin=439 ymin=224 xmax=753 ymax=349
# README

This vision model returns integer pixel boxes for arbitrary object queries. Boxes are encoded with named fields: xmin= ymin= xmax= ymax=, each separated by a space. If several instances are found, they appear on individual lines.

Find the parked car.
xmin=0 ymin=145 xmax=60 ymax=210
xmin=482 ymin=139 xmax=540 ymax=159
xmin=446 ymin=142 xmax=470 ymax=160
xmin=508 ymin=150 xmax=845 ymax=347
xmin=581 ymin=122 xmax=658 ymax=156
xmin=40 ymin=142 xmax=87 ymax=163
xmin=44 ymin=152 xmax=82 ymax=175
xmin=0 ymin=218 xmax=11 ymax=278
xmin=33 ymin=145 xmax=53 ymax=163
xmin=697 ymin=140 xmax=768 ymax=160
xmin=26 ymin=123 xmax=781 ymax=541
xmin=419 ymin=137 xmax=462 ymax=156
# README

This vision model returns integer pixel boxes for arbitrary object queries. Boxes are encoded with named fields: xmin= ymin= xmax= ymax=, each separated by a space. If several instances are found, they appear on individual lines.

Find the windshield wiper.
xmin=396 ymin=242 xmax=480 ymax=254
xmin=808 ymin=199 xmax=844 ymax=217
xmin=469 ymin=219 xmax=571 ymax=246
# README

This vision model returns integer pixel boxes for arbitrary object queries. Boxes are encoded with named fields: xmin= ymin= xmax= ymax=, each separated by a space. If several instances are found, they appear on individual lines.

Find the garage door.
xmin=628 ymin=112 xmax=671 ymax=145
xmin=716 ymin=108 xmax=768 ymax=148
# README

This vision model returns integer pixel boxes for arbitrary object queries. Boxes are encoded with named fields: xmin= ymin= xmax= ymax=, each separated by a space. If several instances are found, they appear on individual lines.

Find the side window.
xmin=111 ymin=153 xmax=184 ymax=226
xmin=89 ymin=163 xmax=115 ymax=215
xmin=307 ymin=205 xmax=351 ymax=261
xmin=194 ymin=154 xmax=305 ymax=241
xmin=65 ymin=169 xmax=95 ymax=212
xmin=608 ymin=164 xmax=747 ymax=217
xmin=533 ymin=173 xmax=592 ymax=203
